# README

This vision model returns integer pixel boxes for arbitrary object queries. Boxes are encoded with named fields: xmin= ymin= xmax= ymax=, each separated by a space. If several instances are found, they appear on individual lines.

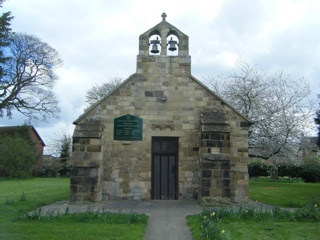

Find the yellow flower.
xmin=210 ymin=212 xmax=215 ymax=217
xmin=221 ymin=230 xmax=225 ymax=235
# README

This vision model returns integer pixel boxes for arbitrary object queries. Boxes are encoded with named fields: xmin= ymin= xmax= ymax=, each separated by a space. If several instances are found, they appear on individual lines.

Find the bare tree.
xmin=204 ymin=60 xmax=314 ymax=162
xmin=0 ymin=33 xmax=61 ymax=122
xmin=85 ymin=77 xmax=122 ymax=110
xmin=46 ymin=129 xmax=72 ymax=157
xmin=46 ymin=129 xmax=72 ymax=176
xmin=316 ymin=94 xmax=320 ymax=147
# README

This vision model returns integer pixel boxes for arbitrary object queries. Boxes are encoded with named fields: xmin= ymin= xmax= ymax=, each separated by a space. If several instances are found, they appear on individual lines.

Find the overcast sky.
xmin=1 ymin=0 xmax=319 ymax=150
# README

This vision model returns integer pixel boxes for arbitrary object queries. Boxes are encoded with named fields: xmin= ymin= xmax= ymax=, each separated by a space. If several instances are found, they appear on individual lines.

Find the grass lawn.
xmin=188 ymin=216 xmax=320 ymax=240
xmin=0 ymin=178 xmax=148 ymax=240
xmin=188 ymin=180 xmax=320 ymax=240
xmin=249 ymin=180 xmax=320 ymax=207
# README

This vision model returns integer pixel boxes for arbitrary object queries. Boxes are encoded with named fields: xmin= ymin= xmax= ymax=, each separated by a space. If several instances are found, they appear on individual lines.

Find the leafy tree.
xmin=0 ymin=1 xmax=13 ymax=80
xmin=59 ymin=133 xmax=72 ymax=176
xmin=204 ymin=61 xmax=314 ymax=162
xmin=0 ymin=33 xmax=61 ymax=122
xmin=0 ymin=126 xmax=37 ymax=178
xmin=85 ymin=77 xmax=122 ymax=110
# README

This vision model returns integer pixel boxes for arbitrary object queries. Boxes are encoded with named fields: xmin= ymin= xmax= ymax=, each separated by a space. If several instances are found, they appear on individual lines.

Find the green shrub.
xmin=0 ymin=133 xmax=37 ymax=178
xmin=248 ymin=160 xmax=270 ymax=178
xmin=249 ymin=158 xmax=320 ymax=182
xmin=294 ymin=197 xmax=320 ymax=221
xmin=276 ymin=162 xmax=302 ymax=178
xmin=300 ymin=158 xmax=320 ymax=183
xmin=15 ymin=210 xmax=148 ymax=224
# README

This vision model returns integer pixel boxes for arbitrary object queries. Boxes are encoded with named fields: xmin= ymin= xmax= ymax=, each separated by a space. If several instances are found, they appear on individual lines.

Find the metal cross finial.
xmin=161 ymin=12 xmax=167 ymax=21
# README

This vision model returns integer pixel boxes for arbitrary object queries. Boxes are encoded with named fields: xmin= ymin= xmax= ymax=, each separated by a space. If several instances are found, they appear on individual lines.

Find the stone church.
xmin=70 ymin=13 xmax=250 ymax=204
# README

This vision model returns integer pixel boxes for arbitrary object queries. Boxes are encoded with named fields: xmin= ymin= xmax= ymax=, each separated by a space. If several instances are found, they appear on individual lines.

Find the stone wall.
xmin=71 ymin=59 xmax=249 ymax=202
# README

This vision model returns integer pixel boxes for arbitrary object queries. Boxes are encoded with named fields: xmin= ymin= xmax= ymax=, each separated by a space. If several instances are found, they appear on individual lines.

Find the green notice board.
xmin=114 ymin=114 xmax=143 ymax=141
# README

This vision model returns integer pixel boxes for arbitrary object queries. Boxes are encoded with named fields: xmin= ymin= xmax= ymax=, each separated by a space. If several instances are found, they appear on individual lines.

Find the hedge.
xmin=248 ymin=158 xmax=320 ymax=183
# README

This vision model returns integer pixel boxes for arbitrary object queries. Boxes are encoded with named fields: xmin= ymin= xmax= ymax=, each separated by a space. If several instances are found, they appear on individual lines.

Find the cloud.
xmin=1 ymin=0 xmax=319 ymax=149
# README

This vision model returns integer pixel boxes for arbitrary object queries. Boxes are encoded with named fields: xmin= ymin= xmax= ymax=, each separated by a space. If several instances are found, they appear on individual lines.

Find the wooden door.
xmin=152 ymin=137 xmax=178 ymax=200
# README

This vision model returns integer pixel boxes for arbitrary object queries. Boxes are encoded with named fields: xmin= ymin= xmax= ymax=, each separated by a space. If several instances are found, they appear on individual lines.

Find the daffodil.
xmin=221 ymin=230 xmax=225 ymax=234
xmin=210 ymin=212 xmax=215 ymax=217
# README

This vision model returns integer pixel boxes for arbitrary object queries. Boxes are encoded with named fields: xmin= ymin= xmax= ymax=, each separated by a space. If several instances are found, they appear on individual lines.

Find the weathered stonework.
xmin=70 ymin=14 xmax=249 ymax=204
xmin=199 ymin=111 xmax=249 ymax=204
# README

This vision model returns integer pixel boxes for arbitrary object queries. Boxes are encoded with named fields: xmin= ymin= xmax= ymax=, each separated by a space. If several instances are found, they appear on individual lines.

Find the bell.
xmin=151 ymin=43 xmax=159 ymax=53
xmin=150 ymin=37 xmax=160 ymax=54
xmin=168 ymin=37 xmax=177 ymax=52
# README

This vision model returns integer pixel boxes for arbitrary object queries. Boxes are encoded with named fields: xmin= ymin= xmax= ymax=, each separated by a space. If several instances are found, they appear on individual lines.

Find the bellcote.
xmin=138 ymin=13 xmax=189 ymax=56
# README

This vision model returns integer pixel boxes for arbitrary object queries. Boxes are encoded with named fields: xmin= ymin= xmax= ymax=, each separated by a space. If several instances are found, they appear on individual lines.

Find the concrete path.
xmin=143 ymin=201 xmax=201 ymax=240
xmin=37 ymin=200 xmax=202 ymax=240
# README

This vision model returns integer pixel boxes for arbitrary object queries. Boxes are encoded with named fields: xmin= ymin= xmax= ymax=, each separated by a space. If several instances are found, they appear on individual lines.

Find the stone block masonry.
xmin=200 ymin=110 xmax=249 ymax=204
